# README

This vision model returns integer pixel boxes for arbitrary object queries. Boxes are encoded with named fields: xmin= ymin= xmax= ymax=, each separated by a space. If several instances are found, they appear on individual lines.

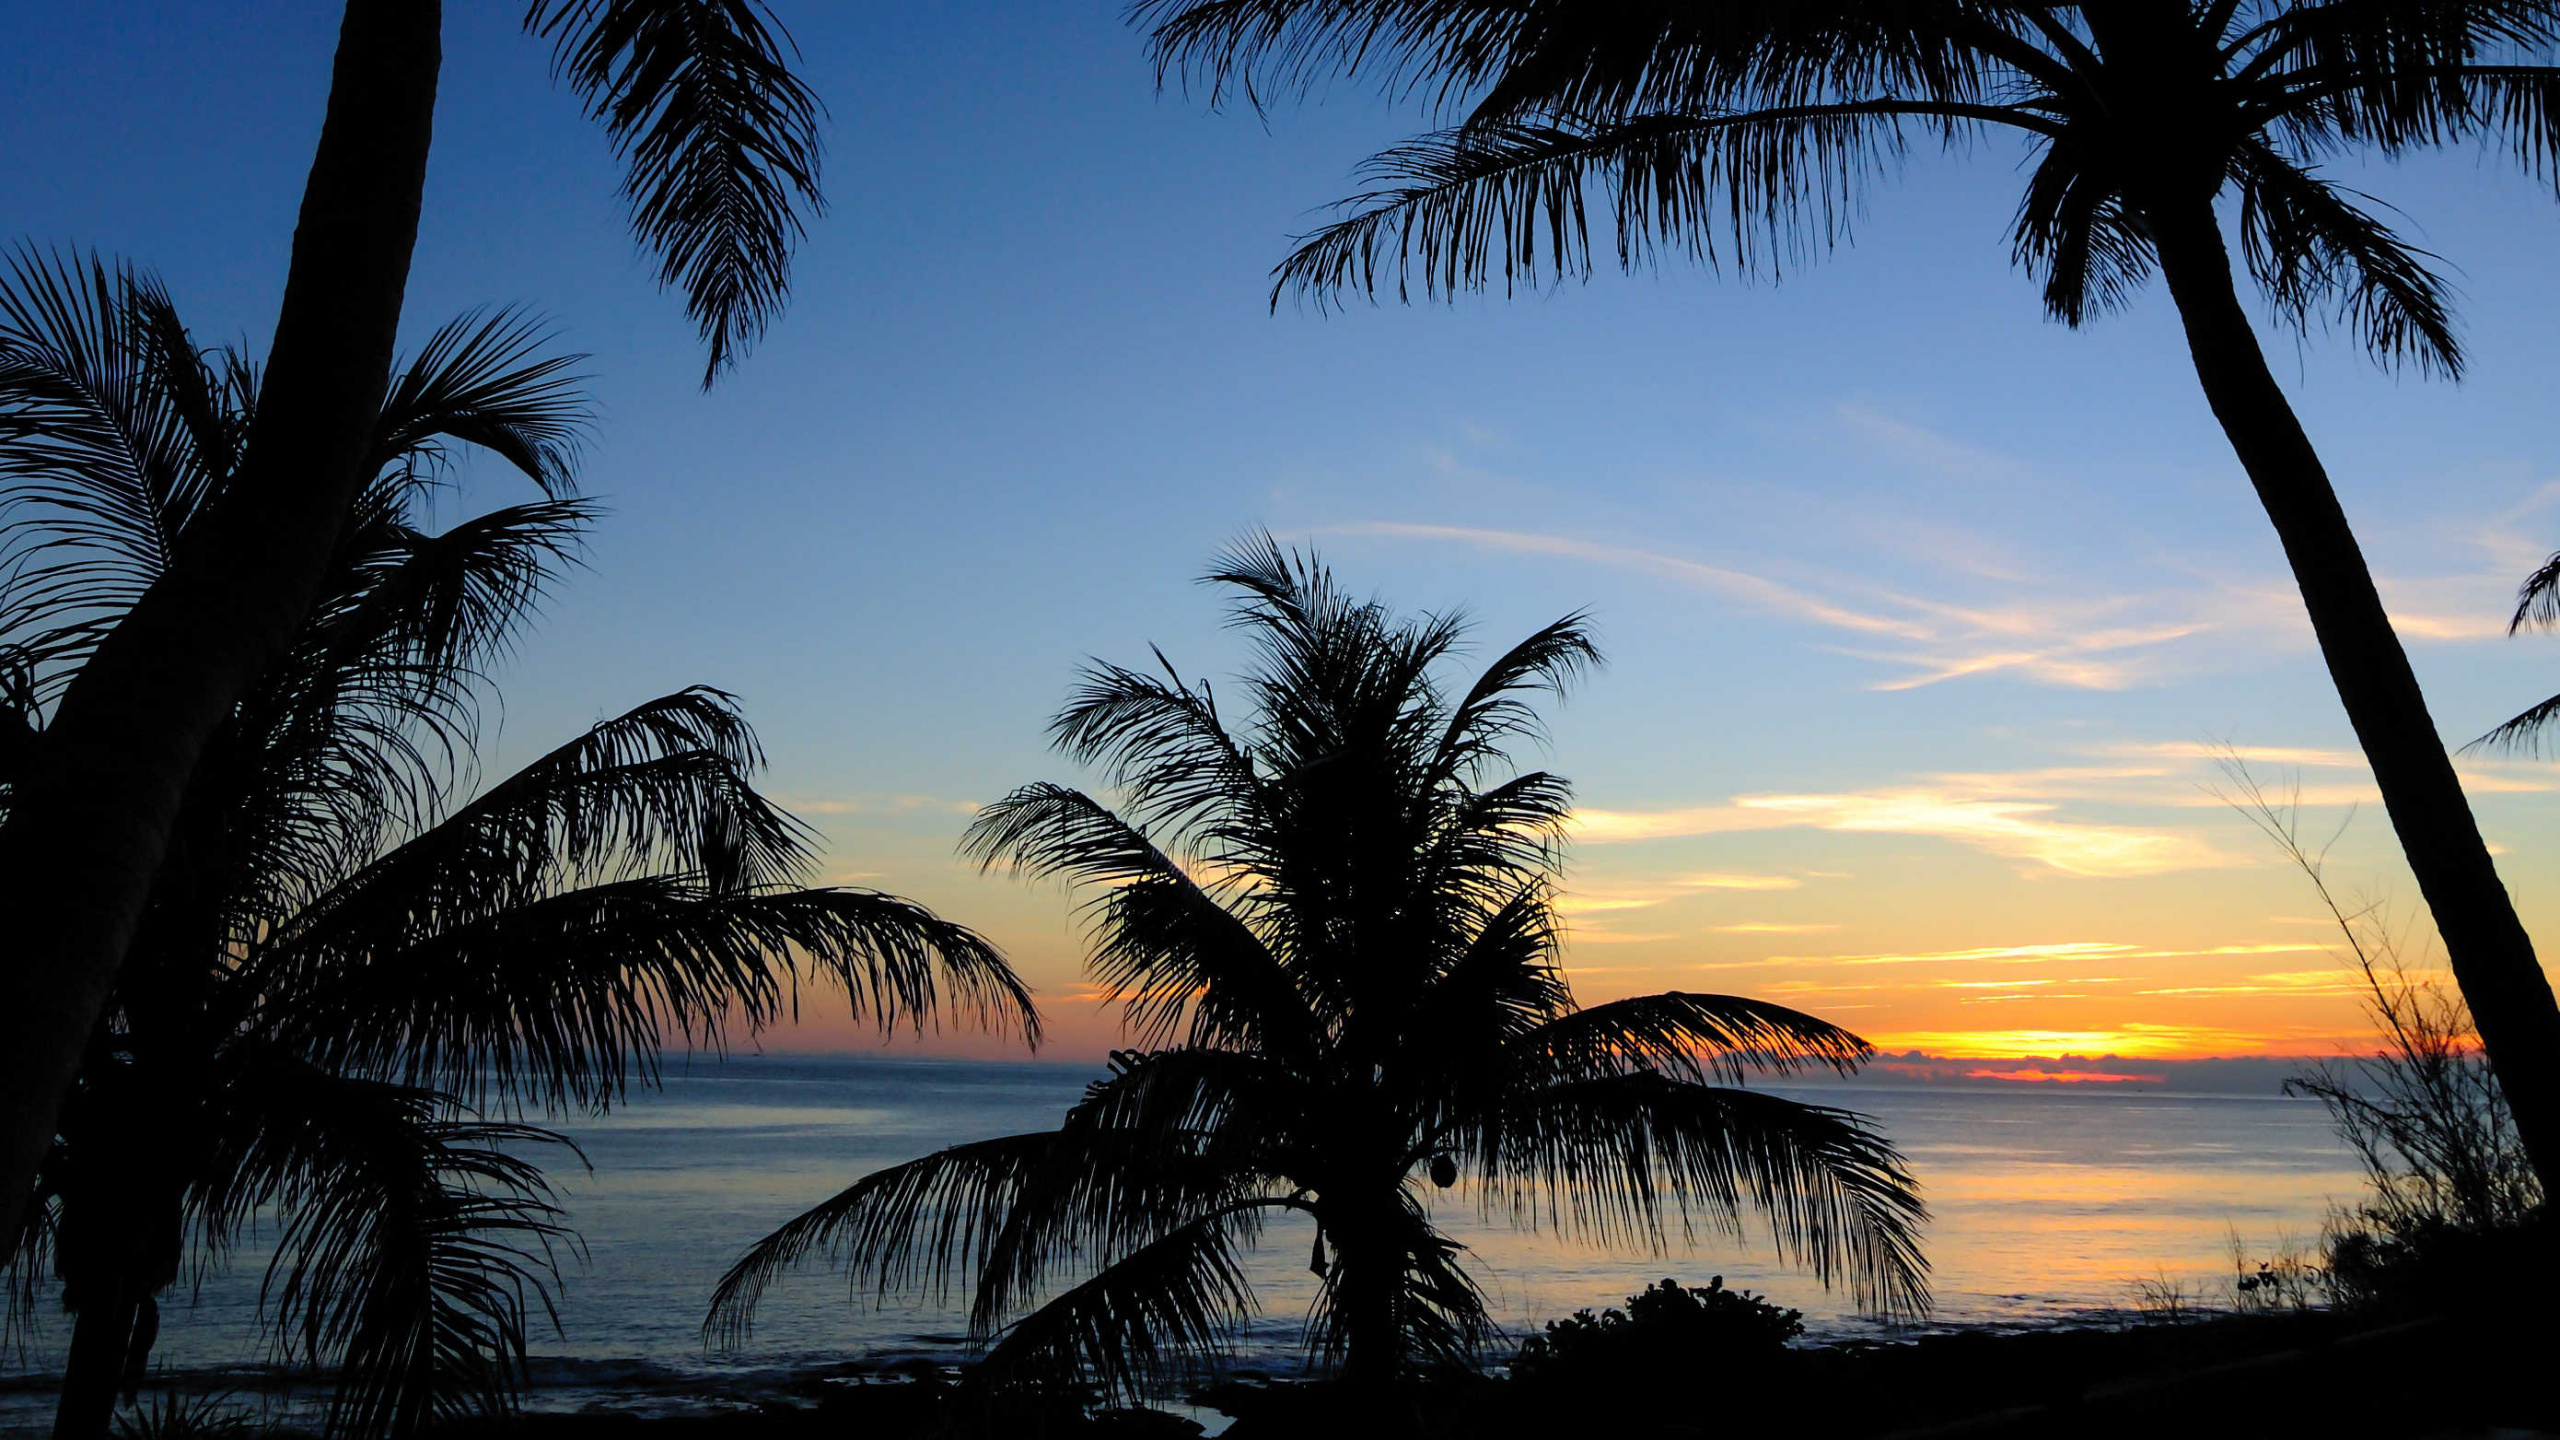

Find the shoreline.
xmin=0 ymin=1305 xmax=2376 ymax=1439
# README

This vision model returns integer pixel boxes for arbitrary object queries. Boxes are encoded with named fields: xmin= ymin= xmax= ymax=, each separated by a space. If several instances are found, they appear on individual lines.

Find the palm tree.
xmin=1131 ymin=0 xmax=2560 ymax=1192
xmin=2476 ymin=553 xmax=2560 ymax=750
xmin=707 ymin=539 xmax=1925 ymax=1402
xmin=0 ymin=0 xmax=837 ymax=1245
xmin=0 ymin=256 xmax=1037 ymax=1440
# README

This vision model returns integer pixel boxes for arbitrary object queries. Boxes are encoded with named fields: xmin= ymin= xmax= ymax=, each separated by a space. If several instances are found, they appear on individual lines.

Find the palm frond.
xmin=0 ymin=248 xmax=220 ymax=698
xmin=1049 ymin=654 xmax=1262 ymax=849
xmin=2476 ymin=550 xmax=2560 ymax=751
xmin=264 ymin=882 xmax=835 ymax=1109
xmin=301 ymin=498 xmax=596 ymax=696
xmin=526 ymin=0 xmax=825 ymax=386
xmin=1271 ymin=97 xmax=2019 ymax=310
xmin=965 ymin=782 xmax=1309 ymax=1053
xmin=2231 ymin=140 xmax=2462 ymax=375
xmin=1410 ymin=885 xmax=1571 ymax=1081
xmin=2008 ymin=139 xmax=2156 ymax=327
xmin=223 ymin=498 xmax=599 ymax=890
xmin=2 ymin=1174 xmax=60 ymax=1352
xmin=197 ymin=1064 xmax=576 ymax=1440
xmin=1428 ymin=611 xmax=1599 ymax=787
xmin=1419 ymin=768 xmax=1577 ymax=910
xmin=1515 ymin=992 xmax=1874 ymax=1086
xmin=705 ymin=1132 xmax=1059 ymax=1345
xmin=1134 ymin=0 xmax=1523 ymax=111
xmin=2468 ymin=688 xmax=2560 ymax=755
xmin=1478 ymin=1072 xmax=1929 ymax=1318
xmin=277 ymin=689 xmax=812 ymax=951
xmin=2510 ymin=547 xmax=2560 ymax=633
xmin=369 ymin=308 xmax=586 ymax=499
xmin=969 ymin=1049 xmax=1299 ymax=1330
xmin=1302 ymin=1195 xmax=1490 ymax=1373
xmin=2452 ymin=64 xmax=2560 ymax=180
xmin=973 ymin=1201 xmax=1278 ymax=1404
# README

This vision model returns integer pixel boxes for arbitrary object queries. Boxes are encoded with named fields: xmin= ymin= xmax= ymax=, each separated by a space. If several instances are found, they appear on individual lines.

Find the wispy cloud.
xmin=1333 ymin=434 xmax=2545 ymax=695
xmin=2139 ymin=969 xmax=2376 ymax=998
xmin=1769 ymin=940 xmax=2329 ymax=967
xmin=2106 ymin=741 xmax=2368 ymax=768
xmin=1573 ymin=789 xmax=2222 ymax=877
xmin=1557 ymin=871 xmax=1814 ymax=916
xmin=1677 ymin=872 xmax=1805 ymax=890
xmin=1334 ymin=522 xmax=1931 ymax=640
xmin=1835 ymin=404 xmax=2039 ymax=485
xmin=1714 ymin=921 xmax=1840 ymax=934
xmin=1336 ymin=521 xmax=2192 ymax=691
xmin=2097 ymin=740 xmax=2558 ymax=806
xmin=1812 ymin=941 xmax=2147 ymax=967
xmin=1553 ymin=893 xmax=1671 ymax=915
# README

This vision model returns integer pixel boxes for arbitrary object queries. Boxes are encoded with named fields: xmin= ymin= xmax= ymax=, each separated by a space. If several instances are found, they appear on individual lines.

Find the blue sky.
xmin=12 ymin=2 xmax=2560 ymax=1059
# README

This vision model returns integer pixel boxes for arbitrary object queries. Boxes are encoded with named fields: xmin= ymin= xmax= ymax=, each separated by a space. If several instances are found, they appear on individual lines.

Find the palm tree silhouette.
xmin=1133 ymin=0 xmax=2560 ymax=1190
xmin=707 ymin=539 xmax=1925 ymax=1400
xmin=0 ymin=257 xmax=1035 ymax=1440
xmin=0 ymin=0 xmax=836 ymax=1242
xmin=2477 ymin=554 xmax=2560 ymax=750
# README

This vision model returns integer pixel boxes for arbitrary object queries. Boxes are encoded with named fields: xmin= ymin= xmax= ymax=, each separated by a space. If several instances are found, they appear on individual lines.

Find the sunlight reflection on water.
xmin=0 ymin=1059 xmax=2363 ymax=1430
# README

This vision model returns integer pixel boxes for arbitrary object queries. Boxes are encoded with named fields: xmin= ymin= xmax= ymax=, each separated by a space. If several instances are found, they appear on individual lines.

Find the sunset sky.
xmin=12 ymin=3 xmax=2560 ymax=1065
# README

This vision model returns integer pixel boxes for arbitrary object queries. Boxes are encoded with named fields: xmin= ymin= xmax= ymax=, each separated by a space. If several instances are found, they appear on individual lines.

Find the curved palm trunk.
xmin=0 ymin=0 xmax=441 ymax=1259
xmin=2148 ymin=197 xmax=2560 ymax=1188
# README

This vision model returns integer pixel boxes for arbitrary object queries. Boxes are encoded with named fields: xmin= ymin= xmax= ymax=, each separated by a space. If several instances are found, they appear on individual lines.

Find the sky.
xmin=10 ymin=3 xmax=2560 ymax=1067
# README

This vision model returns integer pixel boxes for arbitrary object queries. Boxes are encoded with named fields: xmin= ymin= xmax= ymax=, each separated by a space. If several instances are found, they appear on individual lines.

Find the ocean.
xmin=0 ymin=1057 xmax=2365 ymax=1433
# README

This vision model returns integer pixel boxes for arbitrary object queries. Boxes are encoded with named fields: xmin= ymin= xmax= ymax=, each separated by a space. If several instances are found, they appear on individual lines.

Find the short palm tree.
xmin=0 ymin=255 xmax=1036 ymax=1440
xmin=1133 ymin=0 xmax=2560 ymax=1193
xmin=1 ymin=0 xmax=844 ymax=1246
xmin=707 ymin=540 xmax=1925 ymax=1400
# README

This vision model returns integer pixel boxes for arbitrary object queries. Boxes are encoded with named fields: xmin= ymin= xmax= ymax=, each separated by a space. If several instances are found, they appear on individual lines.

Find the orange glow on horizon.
xmin=1859 ymin=1023 xmax=2366 ymax=1059
xmin=1963 ymin=1067 xmax=2169 ymax=1084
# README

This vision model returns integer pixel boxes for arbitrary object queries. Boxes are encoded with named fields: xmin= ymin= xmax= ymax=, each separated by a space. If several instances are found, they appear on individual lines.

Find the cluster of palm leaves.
xmin=0 ymin=0 xmax=857 ymax=1275
xmin=0 ymin=252 xmax=1034 ymax=1440
xmin=706 ymin=539 xmax=1927 ymax=1400
xmin=1136 ymin=0 xmax=2558 ymax=361
xmin=1127 ymin=0 xmax=2560 ymax=1199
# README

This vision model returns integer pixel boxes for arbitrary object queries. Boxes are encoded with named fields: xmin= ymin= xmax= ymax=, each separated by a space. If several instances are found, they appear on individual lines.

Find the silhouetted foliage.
xmin=0 ymin=258 xmax=1033 ymax=1440
xmin=1130 ymin=0 xmax=2560 ymax=1201
xmin=2219 ymin=758 xmax=2547 ymax=1315
xmin=0 ymin=0 xmax=843 ymax=1288
xmin=1509 ymin=1276 xmax=1802 ymax=1388
xmin=2474 ymin=548 xmax=2560 ymax=753
xmin=709 ymin=539 xmax=1926 ymax=1406
xmin=523 ymin=0 xmax=827 ymax=386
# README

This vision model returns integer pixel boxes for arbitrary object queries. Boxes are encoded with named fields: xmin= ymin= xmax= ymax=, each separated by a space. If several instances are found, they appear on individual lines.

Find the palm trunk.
xmin=2147 ymin=196 xmax=2560 ymax=1189
xmin=0 ymin=0 xmax=441 ymax=1258
xmin=53 ymin=1273 xmax=141 ymax=1440
xmin=1330 ymin=1199 xmax=1406 ymax=1394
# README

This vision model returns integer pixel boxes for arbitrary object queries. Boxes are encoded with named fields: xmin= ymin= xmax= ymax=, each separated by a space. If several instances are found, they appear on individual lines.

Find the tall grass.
xmin=2218 ymin=757 xmax=2544 ymax=1311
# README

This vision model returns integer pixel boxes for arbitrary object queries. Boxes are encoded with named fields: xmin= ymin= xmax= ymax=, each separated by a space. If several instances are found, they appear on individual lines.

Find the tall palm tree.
xmin=1131 ymin=0 xmax=2560 ymax=1191
xmin=707 ymin=540 xmax=1926 ymax=1401
xmin=0 ymin=256 xmax=1037 ymax=1440
xmin=0 ymin=0 xmax=837 ymax=1246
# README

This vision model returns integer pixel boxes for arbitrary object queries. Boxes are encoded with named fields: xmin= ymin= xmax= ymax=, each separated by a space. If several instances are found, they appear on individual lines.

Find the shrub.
xmin=2219 ymin=757 xmax=2546 ymax=1316
xmin=1509 ymin=1277 xmax=1803 ymax=1388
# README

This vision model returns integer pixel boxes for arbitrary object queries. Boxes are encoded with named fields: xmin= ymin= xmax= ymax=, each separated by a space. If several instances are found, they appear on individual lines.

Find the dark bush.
xmin=1509 ymin=1276 xmax=1803 ymax=1389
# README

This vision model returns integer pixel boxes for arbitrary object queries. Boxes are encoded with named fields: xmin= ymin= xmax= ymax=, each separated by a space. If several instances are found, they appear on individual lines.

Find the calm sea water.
xmin=0 ymin=1057 xmax=2363 ymax=1433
